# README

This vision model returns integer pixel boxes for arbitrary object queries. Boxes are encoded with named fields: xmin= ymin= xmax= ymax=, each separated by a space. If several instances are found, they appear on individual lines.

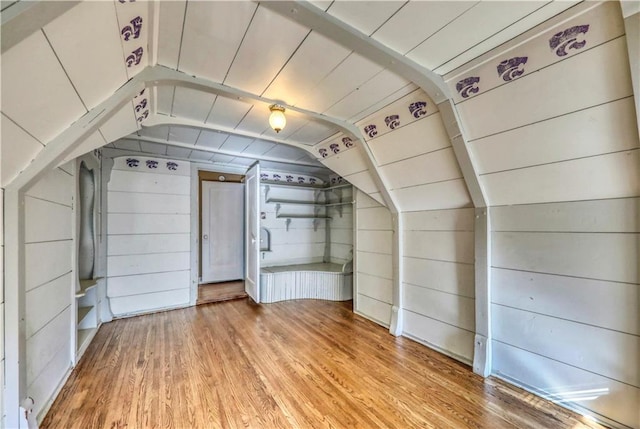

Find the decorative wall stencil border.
xmin=328 ymin=174 xmax=347 ymax=185
xmin=357 ymin=89 xmax=438 ymax=142
xmin=115 ymin=156 xmax=185 ymax=175
xmin=260 ymin=171 xmax=324 ymax=185
xmin=115 ymin=0 xmax=148 ymax=77
xmin=315 ymin=133 xmax=359 ymax=160
xmin=446 ymin=2 xmax=624 ymax=104
xmin=132 ymin=88 xmax=149 ymax=124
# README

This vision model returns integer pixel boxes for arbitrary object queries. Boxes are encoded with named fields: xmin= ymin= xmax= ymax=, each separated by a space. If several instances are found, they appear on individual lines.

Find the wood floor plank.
xmin=41 ymin=299 xmax=605 ymax=429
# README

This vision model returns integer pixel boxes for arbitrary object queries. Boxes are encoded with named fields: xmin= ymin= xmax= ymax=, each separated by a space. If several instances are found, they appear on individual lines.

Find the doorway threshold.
xmin=197 ymin=280 xmax=247 ymax=305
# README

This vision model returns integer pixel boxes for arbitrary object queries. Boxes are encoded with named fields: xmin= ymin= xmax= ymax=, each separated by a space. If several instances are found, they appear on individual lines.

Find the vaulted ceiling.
xmin=1 ymin=0 xmax=584 ymax=186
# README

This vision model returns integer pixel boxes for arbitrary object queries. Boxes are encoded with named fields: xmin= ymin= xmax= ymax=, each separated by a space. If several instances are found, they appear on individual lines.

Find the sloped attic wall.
xmin=447 ymin=2 xmax=639 ymax=427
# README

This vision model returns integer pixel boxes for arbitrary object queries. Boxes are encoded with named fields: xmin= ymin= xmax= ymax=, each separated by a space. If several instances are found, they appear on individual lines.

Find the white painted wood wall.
xmin=0 ymin=146 xmax=4 ymax=423
xmin=23 ymin=165 xmax=75 ymax=420
xmin=107 ymin=156 xmax=191 ymax=317
xmin=354 ymin=190 xmax=393 ymax=327
xmin=326 ymin=183 xmax=353 ymax=265
xmin=446 ymin=3 xmax=639 ymax=427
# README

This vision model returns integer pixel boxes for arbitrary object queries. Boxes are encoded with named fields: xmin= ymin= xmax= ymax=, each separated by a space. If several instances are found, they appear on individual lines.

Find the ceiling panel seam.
xmin=221 ymin=3 xmax=260 ymax=85
xmin=40 ymin=28 xmax=88 ymax=112
xmin=429 ymin=1 xmax=553 ymax=72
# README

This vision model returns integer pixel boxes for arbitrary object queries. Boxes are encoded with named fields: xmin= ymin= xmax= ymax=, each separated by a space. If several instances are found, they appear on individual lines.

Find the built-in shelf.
xmin=76 ymin=278 xmax=100 ymax=298
xmin=267 ymin=198 xmax=323 ymax=206
xmin=276 ymin=214 xmax=331 ymax=219
xmin=261 ymin=181 xmax=324 ymax=190
xmin=77 ymin=328 xmax=96 ymax=352
xmin=77 ymin=306 xmax=94 ymax=325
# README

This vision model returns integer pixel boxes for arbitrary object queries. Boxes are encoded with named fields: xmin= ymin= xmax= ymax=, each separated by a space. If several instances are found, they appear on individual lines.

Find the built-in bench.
xmin=260 ymin=262 xmax=353 ymax=303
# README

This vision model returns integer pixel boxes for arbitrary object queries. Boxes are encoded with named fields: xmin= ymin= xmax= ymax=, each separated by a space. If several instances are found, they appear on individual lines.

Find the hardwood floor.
xmin=42 ymin=300 xmax=604 ymax=429
xmin=197 ymin=280 xmax=247 ymax=304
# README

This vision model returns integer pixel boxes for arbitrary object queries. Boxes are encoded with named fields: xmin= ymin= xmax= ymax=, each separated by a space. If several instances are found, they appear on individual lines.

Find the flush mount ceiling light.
xmin=269 ymin=104 xmax=286 ymax=133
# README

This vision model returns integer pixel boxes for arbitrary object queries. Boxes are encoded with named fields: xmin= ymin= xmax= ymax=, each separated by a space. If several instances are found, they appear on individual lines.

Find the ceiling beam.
xmin=145 ymin=113 xmax=319 ymax=154
xmin=124 ymin=133 xmax=322 ymax=168
xmin=144 ymin=65 xmax=365 ymax=142
xmin=259 ymin=0 xmax=451 ymax=104
xmin=1 ymin=1 xmax=80 ymax=53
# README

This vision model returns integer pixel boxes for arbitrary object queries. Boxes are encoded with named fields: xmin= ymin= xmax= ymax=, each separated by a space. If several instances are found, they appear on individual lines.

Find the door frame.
xmin=189 ymin=164 xmax=248 ymax=305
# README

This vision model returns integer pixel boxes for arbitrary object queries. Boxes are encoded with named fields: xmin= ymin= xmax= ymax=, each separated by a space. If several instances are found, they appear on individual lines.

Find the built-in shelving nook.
xmin=74 ymin=155 xmax=101 ymax=360
xmin=259 ymin=172 xmax=354 ymax=303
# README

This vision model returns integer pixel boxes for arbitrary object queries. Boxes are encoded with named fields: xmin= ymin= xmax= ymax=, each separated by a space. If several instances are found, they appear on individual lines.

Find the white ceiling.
xmin=1 ymin=0 xmax=582 ymax=177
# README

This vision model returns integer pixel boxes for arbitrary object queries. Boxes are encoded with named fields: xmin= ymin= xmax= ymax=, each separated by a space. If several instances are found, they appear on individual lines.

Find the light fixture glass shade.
xmin=269 ymin=104 xmax=286 ymax=133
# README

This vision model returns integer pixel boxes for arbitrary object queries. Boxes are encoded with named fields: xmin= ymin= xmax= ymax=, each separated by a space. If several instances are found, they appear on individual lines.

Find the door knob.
xmin=203 ymin=234 xmax=208 ymax=240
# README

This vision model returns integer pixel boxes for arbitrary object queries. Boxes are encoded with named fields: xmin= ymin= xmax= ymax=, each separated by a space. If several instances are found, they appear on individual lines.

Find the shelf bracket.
xmin=275 ymin=203 xmax=281 ymax=217
xmin=264 ymin=185 xmax=270 ymax=202
xmin=312 ymin=219 xmax=320 ymax=232
xmin=285 ymin=218 xmax=291 ymax=232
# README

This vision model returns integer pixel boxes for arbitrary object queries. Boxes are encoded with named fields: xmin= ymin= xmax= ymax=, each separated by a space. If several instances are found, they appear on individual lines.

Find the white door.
xmin=245 ymin=162 xmax=260 ymax=302
xmin=201 ymin=181 xmax=244 ymax=283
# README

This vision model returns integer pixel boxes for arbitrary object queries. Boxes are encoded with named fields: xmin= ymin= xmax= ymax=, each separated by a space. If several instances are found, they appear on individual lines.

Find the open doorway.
xmin=198 ymin=170 xmax=246 ymax=304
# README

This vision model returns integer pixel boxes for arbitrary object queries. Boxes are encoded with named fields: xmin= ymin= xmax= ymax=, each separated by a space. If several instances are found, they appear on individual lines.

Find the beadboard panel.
xmin=26 ymin=273 xmax=72 ymax=338
xmin=108 ymin=192 xmax=191 ymax=214
xmin=25 ymin=197 xmax=72 ymax=243
xmin=356 ymin=207 xmax=392 ymax=230
xmin=493 ymin=231 xmax=639 ymax=284
xmin=108 ymin=170 xmax=191 ymax=195
xmin=470 ymin=97 xmax=640 ymax=175
xmin=492 ymin=268 xmax=639 ymax=336
xmin=356 ymin=294 xmax=391 ymax=327
xmin=25 ymin=167 xmax=74 ymax=206
xmin=402 ymin=310 xmax=474 ymax=364
xmin=357 ymin=230 xmax=392 ymax=255
xmin=457 ymin=37 xmax=633 ymax=141
xmin=493 ymin=304 xmax=640 ymax=388
xmin=26 ymin=306 xmax=71 ymax=385
xmin=404 ymin=284 xmax=475 ymax=332
xmin=404 ymin=231 xmax=474 ymax=264
xmin=109 ymin=288 xmax=191 ymax=316
xmin=367 ymin=113 xmax=451 ymax=166
xmin=108 ymin=213 xmax=191 ymax=235
xmin=492 ymin=197 xmax=640 ymax=233
xmin=393 ymin=179 xmax=472 ymax=212
xmin=25 ymin=241 xmax=72 ymax=292
xmin=482 ymin=150 xmax=640 ymax=206
xmin=108 ymin=233 xmax=191 ymax=256
xmin=357 ymin=251 xmax=392 ymax=281
xmin=380 ymin=148 xmax=462 ymax=190
xmin=357 ymin=272 xmax=393 ymax=304
xmin=403 ymin=208 xmax=474 ymax=231
xmin=107 ymin=271 xmax=191 ymax=298
xmin=403 ymin=258 xmax=475 ymax=299
xmin=493 ymin=341 xmax=639 ymax=429
xmin=108 ymin=252 xmax=191 ymax=277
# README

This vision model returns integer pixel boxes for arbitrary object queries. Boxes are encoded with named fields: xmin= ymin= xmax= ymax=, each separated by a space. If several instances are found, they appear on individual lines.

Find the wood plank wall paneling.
xmin=107 ymin=157 xmax=191 ymax=317
xmin=0 ymin=186 xmax=4 ymax=422
xmin=491 ymin=198 xmax=640 ymax=429
xmin=354 ymin=190 xmax=393 ymax=327
xmin=23 ymin=166 xmax=75 ymax=418
xmin=447 ymin=4 xmax=640 ymax=426
xmin=402 ymin=208 xmax=475 ymax=365
xmin=326 ymin=185 xmax=353 ymax=264
xmin=261 ymin=185 xmax=327 ymax=266
xmin=356 ymin=89 xmax=472 ymax=212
